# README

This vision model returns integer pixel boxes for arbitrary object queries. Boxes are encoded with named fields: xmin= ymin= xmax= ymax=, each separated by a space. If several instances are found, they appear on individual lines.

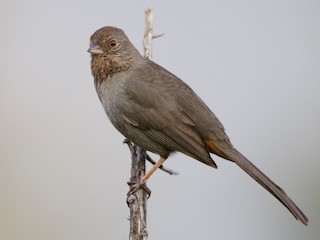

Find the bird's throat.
xmin=91 ymin=55 xmax=132 ymax=82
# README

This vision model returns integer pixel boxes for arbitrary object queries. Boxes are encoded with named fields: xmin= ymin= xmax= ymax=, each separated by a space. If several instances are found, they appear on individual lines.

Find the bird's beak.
xmin=87 ymin=44 xmax=104 ymax=55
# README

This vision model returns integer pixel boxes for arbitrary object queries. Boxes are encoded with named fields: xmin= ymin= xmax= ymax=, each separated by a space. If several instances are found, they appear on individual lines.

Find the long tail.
xmin=204 ymin=137 xmax=309 ymax=225
xmin=225 ymin=148 xmax=308 ymax=225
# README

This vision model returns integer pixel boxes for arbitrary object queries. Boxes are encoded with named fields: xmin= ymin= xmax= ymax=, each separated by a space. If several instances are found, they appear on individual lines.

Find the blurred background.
xmin=1 ymin=0 xmax=319 ymax=239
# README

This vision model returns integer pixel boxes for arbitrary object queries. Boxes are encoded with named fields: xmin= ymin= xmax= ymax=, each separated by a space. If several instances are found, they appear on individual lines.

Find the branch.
xmin=127 ymin=8 xmax=154 ymax=240
xmin=143 ymin=8 xmax=153 ymax=59
xmin=127 ymin=8 xmax=169 ymax=240
xmin=127 ymin=145 xmax=148 ymax=240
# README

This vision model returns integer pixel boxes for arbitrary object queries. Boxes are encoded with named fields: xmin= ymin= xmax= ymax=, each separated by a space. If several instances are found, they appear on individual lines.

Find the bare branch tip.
xmin=145 ymin=8 xmax=153 ymax=13
xmin=153 ymin=33 xmax=165 ymax=39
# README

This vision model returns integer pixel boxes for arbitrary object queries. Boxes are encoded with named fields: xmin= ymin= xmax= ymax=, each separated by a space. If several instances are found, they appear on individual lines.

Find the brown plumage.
xmin=88 ymin=26 xmax=308 ymax=225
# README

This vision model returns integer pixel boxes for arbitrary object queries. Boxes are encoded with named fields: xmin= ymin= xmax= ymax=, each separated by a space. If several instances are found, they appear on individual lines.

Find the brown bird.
xmin=88 ymin=26 xmax=308 ymax=225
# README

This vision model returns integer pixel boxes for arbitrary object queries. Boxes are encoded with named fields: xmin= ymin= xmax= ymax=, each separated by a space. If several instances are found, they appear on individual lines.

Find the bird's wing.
xmin=118 ymin=61 xmax=217 ymax=167
xmin=139 ymin=61 xmax=228 ymax=140
xmin=146 ymin=61 xmax=235 ymax=159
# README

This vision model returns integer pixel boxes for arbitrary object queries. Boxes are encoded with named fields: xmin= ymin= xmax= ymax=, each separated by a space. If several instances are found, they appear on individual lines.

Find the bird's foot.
xmin=127 ymin=180 xmax=151 ymax=197
xmin=126 ymin=180 xmax=151 ymax=205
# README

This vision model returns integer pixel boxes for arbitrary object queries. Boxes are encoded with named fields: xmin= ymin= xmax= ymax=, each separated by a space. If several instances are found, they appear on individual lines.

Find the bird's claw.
xmin=126 ymin=181 xmax=151 ymax=205
xmin=127 ymin=181 xmax=151 ymax=197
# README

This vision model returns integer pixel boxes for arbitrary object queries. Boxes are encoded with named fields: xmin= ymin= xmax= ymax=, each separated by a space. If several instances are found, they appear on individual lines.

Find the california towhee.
xmin=88 ymin=26 xmax=308 ymax=225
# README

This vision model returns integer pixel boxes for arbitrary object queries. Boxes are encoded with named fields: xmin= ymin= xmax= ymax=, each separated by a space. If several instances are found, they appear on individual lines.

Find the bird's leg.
xmin=146 ymin=154 xmax=178 ymax=175
xmin=142 ymin=156 xmax=167 ymax=183
xmin=127 ymin=157 xmax=167 ymax=198
xmin=124 ymin=139 xmax=177 ymax=175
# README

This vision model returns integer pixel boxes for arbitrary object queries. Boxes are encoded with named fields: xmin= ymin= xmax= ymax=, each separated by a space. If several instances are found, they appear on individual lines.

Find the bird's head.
xmin=88 ymin=26 xmax=142 ymax=63
xmin=88 ymin=26 xmax=142 ymax=79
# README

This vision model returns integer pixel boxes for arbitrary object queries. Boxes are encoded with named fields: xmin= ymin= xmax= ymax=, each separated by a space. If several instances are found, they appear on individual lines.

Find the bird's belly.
xmin=96 ymin=79 xmax=171 ymax=157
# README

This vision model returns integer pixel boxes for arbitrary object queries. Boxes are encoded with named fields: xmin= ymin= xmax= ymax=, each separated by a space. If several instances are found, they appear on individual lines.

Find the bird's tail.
xmin=225 ymin=147 xmax=308 ymax=225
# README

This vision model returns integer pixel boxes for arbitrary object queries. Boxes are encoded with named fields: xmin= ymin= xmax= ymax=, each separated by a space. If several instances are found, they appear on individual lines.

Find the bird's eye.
xmin=109 ymin=39 xmax=118 ymax=47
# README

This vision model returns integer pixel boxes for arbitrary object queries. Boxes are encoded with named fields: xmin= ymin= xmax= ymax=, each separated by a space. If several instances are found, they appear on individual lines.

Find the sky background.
xmin=1 ymin=0 xmax=319 ymax=239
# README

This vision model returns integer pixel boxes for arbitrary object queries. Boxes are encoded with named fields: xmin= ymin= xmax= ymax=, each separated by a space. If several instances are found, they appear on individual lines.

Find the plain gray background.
xmin=1 ymin=0 xmax=319 ymax=239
